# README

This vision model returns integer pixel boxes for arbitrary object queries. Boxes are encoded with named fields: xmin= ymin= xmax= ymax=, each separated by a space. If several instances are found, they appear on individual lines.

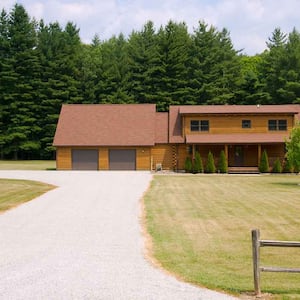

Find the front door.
xmin=234 ymin=146 xmax=244 ymax=166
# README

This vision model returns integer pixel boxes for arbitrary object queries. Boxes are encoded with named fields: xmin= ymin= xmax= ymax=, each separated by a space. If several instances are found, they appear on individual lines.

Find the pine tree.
xmin=205 ymin=151 xmax=216 ymax=173
xmin=272 ymin=158 xmax=282 ymax=173
xmin=259 ymin=150 xmax=270 ymax=173
xmin=3 ymin=4 xmax=41 ymax=159
xmin=218 ymin=150 xmax=228 ymax=173
xmin=193 ymin=151 xmax=203 ymax=173
xmin=184 ymin=157 xmax=193 ymax=173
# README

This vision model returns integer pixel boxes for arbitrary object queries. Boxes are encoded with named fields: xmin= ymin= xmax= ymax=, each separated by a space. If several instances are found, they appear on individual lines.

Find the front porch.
xmin=187 ymin=143 xmax=285 ymax=170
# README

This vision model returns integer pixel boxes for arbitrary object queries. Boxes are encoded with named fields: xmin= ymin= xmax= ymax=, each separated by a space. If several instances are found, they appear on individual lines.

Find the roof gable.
xmin=53 ymin=104 xmax=156 ymax=146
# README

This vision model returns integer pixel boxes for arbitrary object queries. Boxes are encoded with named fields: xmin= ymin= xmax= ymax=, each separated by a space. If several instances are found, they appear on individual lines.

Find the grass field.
xmin=0 ymin=178 xmax=55 ymax=213
xmin=144 ymin=174 xmax=300 ymax=299
xmin=0 ymin=160 xmax=56 ymax=170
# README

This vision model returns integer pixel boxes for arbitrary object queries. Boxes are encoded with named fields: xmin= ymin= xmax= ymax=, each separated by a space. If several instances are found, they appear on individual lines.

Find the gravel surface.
xmin=0 ymin=171 xmax=238 ymax=300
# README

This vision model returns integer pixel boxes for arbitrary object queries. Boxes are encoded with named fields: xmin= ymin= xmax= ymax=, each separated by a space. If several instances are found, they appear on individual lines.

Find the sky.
xmin=2 ymin=0 xmax=300 ymax=55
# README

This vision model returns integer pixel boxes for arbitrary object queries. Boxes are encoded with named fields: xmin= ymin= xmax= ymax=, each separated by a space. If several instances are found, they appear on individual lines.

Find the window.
xmin=190 ymin=120 xmax=209 ymax=132
xmin=242 ymin=120 xmax=251 ymax=128
xmin=268 ymin=119 xmax=287 ymax=131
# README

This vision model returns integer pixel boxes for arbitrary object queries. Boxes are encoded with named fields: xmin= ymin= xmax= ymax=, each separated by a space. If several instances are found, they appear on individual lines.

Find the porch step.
xmin=228 ymin=167 xmax=260 ymax=174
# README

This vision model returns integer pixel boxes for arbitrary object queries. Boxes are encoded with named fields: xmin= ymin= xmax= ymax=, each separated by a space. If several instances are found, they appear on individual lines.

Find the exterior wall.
xmin=151 ymin=144 xmax=173 ymax=170
xmin=56 ymin=146 xmax=151 ymax=170
xmin=177 ymin=144 xmax=189 ymax=170
xmin=228 ymin=145 xmax=259 ymax=167
xmin=184 ymin=114 xmax=295 ymax=135
xmin=56 ymin=147 xmax=72 ymax=170
xmin=136 ymin=147 xmax=151 ymax=170
xmin=262 ymin=144 xmax=285 ymax=166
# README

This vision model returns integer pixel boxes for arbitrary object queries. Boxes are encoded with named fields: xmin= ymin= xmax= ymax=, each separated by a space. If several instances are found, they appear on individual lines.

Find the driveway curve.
xmin=0 ymin=171 xmax=237 ymax=300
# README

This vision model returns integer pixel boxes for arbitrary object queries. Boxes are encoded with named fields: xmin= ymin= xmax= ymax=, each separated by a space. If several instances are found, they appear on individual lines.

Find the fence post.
xmin=252 ymin=229 xmax=261 ymax=296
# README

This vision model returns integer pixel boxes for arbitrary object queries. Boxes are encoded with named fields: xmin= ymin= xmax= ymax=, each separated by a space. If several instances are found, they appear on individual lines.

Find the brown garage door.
xmin=109 ymin=149 xmax=136 ymax=170
xmin=72 ymin=149 xmax=98 ymax=170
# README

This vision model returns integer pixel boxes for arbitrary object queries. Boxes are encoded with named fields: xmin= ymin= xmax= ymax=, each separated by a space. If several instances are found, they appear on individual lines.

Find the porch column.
xmin=224 ymin=145 xmax=228 ymax=162
xmin=258 ymin=145 xmax=261 ymax=165
xmin=192 ymin=144 xmax=196 ymax=159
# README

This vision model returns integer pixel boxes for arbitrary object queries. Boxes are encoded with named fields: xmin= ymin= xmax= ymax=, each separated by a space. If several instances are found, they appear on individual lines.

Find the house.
xmin=53 ymin=103 xmax=300 ymax=171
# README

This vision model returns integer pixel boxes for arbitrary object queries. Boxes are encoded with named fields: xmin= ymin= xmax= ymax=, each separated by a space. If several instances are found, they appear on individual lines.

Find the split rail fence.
xmin=251 ymin=229 xmax=300 ymax=296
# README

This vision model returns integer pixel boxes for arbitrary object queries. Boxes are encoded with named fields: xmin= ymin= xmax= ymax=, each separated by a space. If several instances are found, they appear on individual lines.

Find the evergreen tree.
xmin=193 ymin=151 xmax=203 ymax=173
xmin=2 ymin=4 xmax=41 ymax=159
xmin=190 ymin=22 xmax=241 ymax=105
xmin=184 ymin=156 xmax=193 ymax=173
xmin=96 ymin=34 xmax=132 ymax=104
xmin=272 ymin=158 xmax=282 ymax=173
xmin=218 ymin=150 xmax=228 ymax=173
xmin=127 ymin=21 xmax=163 ymax=106
xmin=157 ymin=21 xmax=192 ymax=110
xmin=259 ymin=150 xmax=270 ymax=173
xmin=205 ymin=151 xmax=216 ymax=173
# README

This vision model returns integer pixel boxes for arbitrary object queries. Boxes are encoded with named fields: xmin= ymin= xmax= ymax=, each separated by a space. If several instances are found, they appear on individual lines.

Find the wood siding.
xmin=56 ymin=147 xmax=72 ymax=170
xmin=184 ymin=114 xmax=295 ymax=135
xmin=151 ymin=144 xmax=173 ymax=170
xmin=56 ymin=146 xmax=151 ymax=170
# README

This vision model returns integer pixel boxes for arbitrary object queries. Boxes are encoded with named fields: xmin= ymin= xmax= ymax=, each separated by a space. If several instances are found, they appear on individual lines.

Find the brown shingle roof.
xmin=53 ymin=104 xmax=156 ymax=146
xmin=179 ymin=104 xmax=300 ymax=115
xmin=155 ymin=113 xmax=169 ymax=143
xmin=186 ymin=133 xmax=290 ymax=144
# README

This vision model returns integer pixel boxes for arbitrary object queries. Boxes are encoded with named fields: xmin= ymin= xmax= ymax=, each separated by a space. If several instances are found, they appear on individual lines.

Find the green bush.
xmin=185 ymin=156 xmax=193 ymax=173
xmin=218 ymin=150 xmax=228 ymax=173
xmin=193 ymin=151 xmax=203 ymax=173
xmin=259 ymin=150 xmax=270 ymax=173
xmin=205 ymin=151 xmax=216 ymax=173
xmin=282 ymin=159 xmax=293 ymax=173
xmin=272 ymin=158 xmax=282 ymax=173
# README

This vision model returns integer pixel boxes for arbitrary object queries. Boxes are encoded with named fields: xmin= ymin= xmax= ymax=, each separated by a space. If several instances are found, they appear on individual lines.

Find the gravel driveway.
xmin=0 ymin=171 xmax=237 ymax=300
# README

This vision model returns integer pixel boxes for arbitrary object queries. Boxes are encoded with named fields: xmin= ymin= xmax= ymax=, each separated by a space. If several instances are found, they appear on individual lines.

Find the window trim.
xmin=190 ymin=120 xmax=209 ymax=132
xmin=268 ymin=119 xmax=287 ymax=131
xmin=242 ymin=120 xmax=251 ymax=129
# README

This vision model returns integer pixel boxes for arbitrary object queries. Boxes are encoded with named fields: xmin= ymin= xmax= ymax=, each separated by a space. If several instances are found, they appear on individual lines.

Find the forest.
xmin=1 ymin=4 xmax=300 ymax=159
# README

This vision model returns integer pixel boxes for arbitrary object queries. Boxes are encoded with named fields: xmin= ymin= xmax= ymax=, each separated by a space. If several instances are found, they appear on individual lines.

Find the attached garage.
xmin=72 ymin=149 xmax=98 ymax=170
xmin=109 ymin=149 xmax=136 ymax=170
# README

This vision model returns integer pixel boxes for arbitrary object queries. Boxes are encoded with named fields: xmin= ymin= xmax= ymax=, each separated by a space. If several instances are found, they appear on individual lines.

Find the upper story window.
xmin=242 ymin=120 xmax=251 ymax=128
xmin=268 ymin=119 xmax=287 ymax=131
xmin=190 ymin=120 xmax=209 ymax=132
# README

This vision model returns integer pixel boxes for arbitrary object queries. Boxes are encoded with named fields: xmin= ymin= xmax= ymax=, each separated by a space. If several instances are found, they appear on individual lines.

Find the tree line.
xmin=1 ymin=4 xmax=300 ymax=159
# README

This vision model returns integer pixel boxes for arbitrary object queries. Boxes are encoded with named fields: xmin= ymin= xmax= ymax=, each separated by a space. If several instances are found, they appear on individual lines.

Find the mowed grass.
xmin=144 ymin=175 xmax=300 ymax=299
xmin=0 ymin=179 xmax=55 ymax=213
xmin=0 ymin=160 xmax=56 ymax=170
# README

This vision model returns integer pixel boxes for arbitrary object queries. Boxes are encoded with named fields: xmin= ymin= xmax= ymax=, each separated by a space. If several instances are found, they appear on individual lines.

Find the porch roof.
xmin=186 ymin=133 xmax=289 ymax=144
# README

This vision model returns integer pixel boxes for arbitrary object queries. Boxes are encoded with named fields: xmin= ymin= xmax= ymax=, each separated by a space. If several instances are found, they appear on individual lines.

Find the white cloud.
xmin=1 ymin=0 xmax=300 ymax=54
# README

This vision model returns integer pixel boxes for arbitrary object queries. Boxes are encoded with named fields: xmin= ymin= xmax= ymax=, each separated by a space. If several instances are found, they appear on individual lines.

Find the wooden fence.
xmin=251 ymin=229 xmax=300 ymax=296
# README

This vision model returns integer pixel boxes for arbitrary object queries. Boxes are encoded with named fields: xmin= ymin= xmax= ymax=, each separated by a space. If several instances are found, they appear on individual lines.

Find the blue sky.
xmin=2 ymin=0 xmax=300 ymax=55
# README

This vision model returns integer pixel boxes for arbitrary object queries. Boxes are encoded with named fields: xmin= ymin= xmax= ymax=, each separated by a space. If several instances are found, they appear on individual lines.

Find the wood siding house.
xmin=53 ymin=104 xmax=300 ymax=171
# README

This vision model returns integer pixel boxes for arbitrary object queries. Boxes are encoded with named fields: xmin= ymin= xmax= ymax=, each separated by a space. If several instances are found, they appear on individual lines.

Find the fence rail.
xmin=251 ymin=229 xmax=300 ymax=296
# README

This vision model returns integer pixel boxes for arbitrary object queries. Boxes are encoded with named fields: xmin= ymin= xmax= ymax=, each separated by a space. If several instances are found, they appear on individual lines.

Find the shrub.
xmin=185 ymin=156 xmax=193 ymax=173
xmin=205 ymin=151 xmax=216 ymax=173
xmin=193 ymin=151 xmax=203 ymax=173
xmin=259 ymin=150 xmax=269 ymax=173
xmin=272 ymin=158 xmax=282 ymax=173
xmin=282 ymin=159 xmax=293 ymax=173
xmin=218 ymin=150 xmax=228 ymax=173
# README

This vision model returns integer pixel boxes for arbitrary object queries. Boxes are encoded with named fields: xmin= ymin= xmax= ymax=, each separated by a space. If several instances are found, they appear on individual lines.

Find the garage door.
xmin=72 ymin=149 xmax=98 ymax=170
xmin=109 ymin=149 xmax=136 ymax=170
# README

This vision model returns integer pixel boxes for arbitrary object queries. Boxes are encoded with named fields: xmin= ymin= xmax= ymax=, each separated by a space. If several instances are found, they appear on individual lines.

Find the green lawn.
xmin=0 ymin=178 xmax=55 ymax=213
xmin=144 ymin=174 xmax=300 ymax=299
xmin=0 ymin=160 xmax=56 ymax=170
